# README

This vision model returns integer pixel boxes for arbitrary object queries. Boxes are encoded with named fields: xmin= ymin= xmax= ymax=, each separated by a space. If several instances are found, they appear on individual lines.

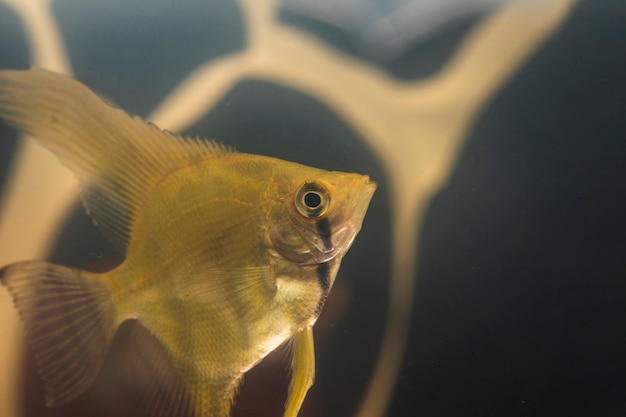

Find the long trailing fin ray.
xmin=0 ymin=260 xmax=117 ymax=407
xmin=285 ymin=327 xmax=315 ymax=417
xmin=0 ymin=68 xmax=232 ymax=253
xmin=127 ymin=322 xmax=237 ymax=417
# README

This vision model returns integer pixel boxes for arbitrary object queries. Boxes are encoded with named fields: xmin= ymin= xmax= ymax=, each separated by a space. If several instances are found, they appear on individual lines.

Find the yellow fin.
xmin=0 ymin=261 xmax=117 ymax=407
xmin=0 ymin=69 xmax=231 ymax=253
xmin=285 ymin=327 xmax=315 ymax=417
xmin=127 ymin=321 xmax=238 ymax=417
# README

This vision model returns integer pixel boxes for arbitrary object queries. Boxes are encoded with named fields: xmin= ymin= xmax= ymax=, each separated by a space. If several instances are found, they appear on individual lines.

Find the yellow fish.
xmin=0 ymin=69 xmax=375 ymax=417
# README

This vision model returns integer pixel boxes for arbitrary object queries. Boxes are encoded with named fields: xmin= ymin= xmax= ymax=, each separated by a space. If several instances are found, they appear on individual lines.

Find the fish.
xmin=0 ymin=69 xmax=376 ymax=417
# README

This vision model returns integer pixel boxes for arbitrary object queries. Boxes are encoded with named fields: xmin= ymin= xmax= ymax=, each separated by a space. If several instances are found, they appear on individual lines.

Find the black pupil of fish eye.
xmin=303 ymin=191 xmax=322 ymax=209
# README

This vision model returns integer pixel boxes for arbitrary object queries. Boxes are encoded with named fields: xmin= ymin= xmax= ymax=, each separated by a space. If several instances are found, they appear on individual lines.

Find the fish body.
xmin=0 ymin=69 xmax=375 ymax=417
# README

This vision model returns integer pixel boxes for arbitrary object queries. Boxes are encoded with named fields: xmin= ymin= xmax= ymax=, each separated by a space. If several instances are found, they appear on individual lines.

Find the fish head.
xmin=269 ymin=166 xmax=376 ymax=266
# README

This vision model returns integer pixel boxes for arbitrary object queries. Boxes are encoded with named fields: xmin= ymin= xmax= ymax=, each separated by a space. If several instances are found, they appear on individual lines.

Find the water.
xmin=1 ymin=1 xmax=625 ymax=416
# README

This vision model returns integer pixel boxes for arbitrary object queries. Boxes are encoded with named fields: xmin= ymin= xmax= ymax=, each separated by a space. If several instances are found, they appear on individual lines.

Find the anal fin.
xmin=127 ymin=321 xmax=239 ymax=417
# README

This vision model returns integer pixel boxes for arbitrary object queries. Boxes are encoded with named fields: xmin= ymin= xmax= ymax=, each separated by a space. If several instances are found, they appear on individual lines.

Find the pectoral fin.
xmin=173 ymin=266 xmax=274 ymax=319
xmin=285 ymin=326 xmax=315 ymax=417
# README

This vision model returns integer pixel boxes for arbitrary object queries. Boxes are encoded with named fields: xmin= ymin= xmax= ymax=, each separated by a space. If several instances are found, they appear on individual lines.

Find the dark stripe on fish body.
xmin=316 ymin=218 xmax=332 ymax=252
xmin=314 ymin=262 xmax=330 ymax=316
xmin=314 ymin=217 xmax=333 ymax=315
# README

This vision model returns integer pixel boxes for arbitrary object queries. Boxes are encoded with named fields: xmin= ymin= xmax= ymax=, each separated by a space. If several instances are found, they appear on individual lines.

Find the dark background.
xmin=1 ymin=1 xmax=625 ymax=416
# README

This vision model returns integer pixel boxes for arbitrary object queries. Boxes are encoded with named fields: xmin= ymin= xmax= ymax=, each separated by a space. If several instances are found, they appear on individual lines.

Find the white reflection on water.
xmin=281 ymin=0 xmax=509 ymax=61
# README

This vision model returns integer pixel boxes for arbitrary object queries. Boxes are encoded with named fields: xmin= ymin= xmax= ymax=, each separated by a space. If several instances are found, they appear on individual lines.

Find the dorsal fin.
xmin=0 ymin=68 xmax=231 ymax=254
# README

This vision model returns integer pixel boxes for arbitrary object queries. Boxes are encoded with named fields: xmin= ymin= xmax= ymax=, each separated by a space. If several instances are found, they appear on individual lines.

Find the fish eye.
xmin=303 ymin=191 xmax=322 ymax=209
xmin=295 ymin=181 xmax=330 ymax=218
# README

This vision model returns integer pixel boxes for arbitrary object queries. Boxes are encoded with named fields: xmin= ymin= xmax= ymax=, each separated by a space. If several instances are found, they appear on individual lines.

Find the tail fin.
xmin=0 ymin=260 xmax=118 ymax=407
